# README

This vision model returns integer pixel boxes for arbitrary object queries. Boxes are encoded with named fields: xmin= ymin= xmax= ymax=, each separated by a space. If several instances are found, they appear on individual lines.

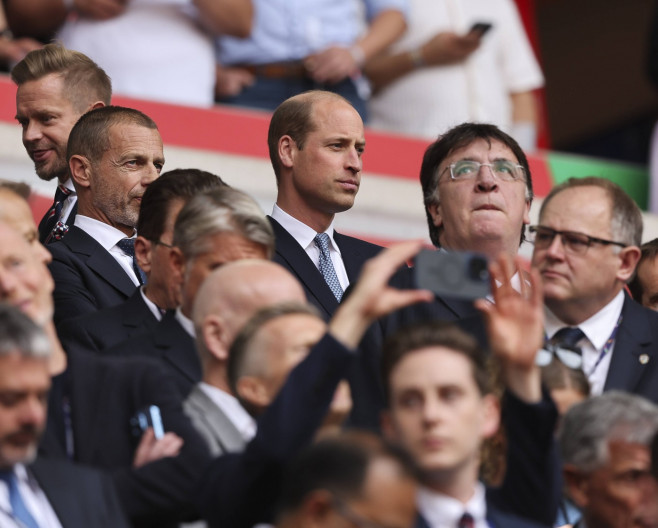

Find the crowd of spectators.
xmin=0 ymin=8 xmax=657 ymax=528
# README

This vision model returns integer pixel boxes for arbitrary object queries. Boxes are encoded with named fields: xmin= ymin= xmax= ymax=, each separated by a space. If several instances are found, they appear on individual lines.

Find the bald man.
xmin=183 ymin=259 xmax=306 ymax=456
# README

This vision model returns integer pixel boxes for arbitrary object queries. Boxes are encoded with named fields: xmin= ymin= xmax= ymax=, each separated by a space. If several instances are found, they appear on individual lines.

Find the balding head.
xmin=192 ymin=260 xmax=306 ymax=389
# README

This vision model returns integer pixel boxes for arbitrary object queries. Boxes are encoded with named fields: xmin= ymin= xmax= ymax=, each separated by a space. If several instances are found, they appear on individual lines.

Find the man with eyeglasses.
xmin=529 ymin=176 xmax=658 ymax=401
xmin=57 ymin=169 xmax=226 ymax=355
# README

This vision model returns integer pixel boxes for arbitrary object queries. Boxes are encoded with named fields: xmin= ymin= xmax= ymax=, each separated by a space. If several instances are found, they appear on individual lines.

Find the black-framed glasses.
xmin=150 ymin=239 xmax=175 ymax=249
xmin=536 ymin=343 xmax=583 ymax=369
xmin=527 ymin=225 xmax=627 ymax=255
xmin=440 ymin=159 xmax=525 ymax=183
xmin=332 ymin=496 xmax=394 ymax=528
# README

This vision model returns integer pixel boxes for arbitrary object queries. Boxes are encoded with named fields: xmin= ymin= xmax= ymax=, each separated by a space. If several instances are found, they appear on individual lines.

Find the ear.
xmin=69 ymin=155 xmax=92 ymax=189
xmin=617 ymin=245 xmax=641 ymax=283
xmin=89 ymin=101 xmax=106 ymax=111
xmin=523 ymin=198 xmax=532 ymax=226
xmin=298 ymin=489 xmax=335 ymax=527
xmin=236 ymin=376 xmax=271 ymax=408
xmin=480 ymin=394 xmax=501 ymax=439
xmin=202 ymin=314 xmax=229 ymax=362
xmin=134 ymin=236 xmax=153 ymax=273
xmin=427 ymin=201 xmax=443 ymax=230
xmin=563 ymin=465 xmax=590 ymax=509
xmin=278 ymin=135 xmax=296 ymax=170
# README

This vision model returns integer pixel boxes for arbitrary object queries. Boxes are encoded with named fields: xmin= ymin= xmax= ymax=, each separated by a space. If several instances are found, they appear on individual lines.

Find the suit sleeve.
xmin=109 ymin=361 xmax=212 ymax=527
xmin=195 ymin=333 xmax=354 ymax=528
xmin=486 ymin=388 xmax=560 ymax=526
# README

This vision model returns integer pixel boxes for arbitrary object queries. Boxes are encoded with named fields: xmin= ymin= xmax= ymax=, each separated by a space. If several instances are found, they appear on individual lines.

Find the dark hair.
xmin=12 ymin=43 xmax=112 ymax=112
xmin=539 ymin=177 xmax=643 ymax=248
xmin=541 ymin=360 xmax=590 ymax=399
xmin=420 ymin=123 xmax=533 ymax=248
xmin=276 ymin=430 xmax=419 ymax=517
xmin=629 ymin=238 xmax=658 ymax=302
xmin=137 ymin=169 xmax=227 ymax=241
xmin=67 ymin=105 xmax=158 ymax=165
xmin=0 ymin=180 xmax=31 ymax=200
xmin=382 ymin=320 xmax=492 ymax=403
xmin=267 ymin=91 xmax=352 ymax=181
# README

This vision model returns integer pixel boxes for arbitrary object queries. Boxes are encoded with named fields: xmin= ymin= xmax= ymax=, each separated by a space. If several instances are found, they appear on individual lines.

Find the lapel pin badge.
xmin=639 ymin=354 xmax=650 ymax=365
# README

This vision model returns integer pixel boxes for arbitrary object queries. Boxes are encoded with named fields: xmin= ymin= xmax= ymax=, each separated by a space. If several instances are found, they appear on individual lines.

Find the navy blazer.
xmin=30 ymin=457 xmax=130 ymax=528
xmin=416 ymin=504 xmax=549 ymax=528
xmin=48 ymin=226 xmax=138 ymax=327
xmin=58 ymin=288 xmax=159 ymax=355
xmin=39 ymin=351 xmax=211 ymax=527
xmin=601 ymin=293 xmax=658 ymax=402
xmin=104 ymin=311 xmax=200 ymax=397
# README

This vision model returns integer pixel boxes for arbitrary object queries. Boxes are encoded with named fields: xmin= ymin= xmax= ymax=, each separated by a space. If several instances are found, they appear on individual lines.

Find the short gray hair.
xmin=173 ymin=187 xmax=275 ymax=261
xmin=560 ymin=391 xmax=658 ymax=472
xmin=0 ymin=304 xmax=51 ymax=360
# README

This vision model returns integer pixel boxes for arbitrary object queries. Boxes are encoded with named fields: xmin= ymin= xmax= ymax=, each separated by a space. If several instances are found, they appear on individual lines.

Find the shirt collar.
xmin=61 ymin=178 xmax=76 ymax=194
xmin=140 ymin=286 xmax=164 ymax=321
xmin=74 ymin=215 xmax=135 ymax=252
xmin=417 ymin=482 xmax=487 ymax=528
xmin=544 ymin=290 xmax=625 ymax=350
xmin=175 ymin=307 xmax=195 ymax=338
xmin=271 ymin=203 xmax=341 ymax=255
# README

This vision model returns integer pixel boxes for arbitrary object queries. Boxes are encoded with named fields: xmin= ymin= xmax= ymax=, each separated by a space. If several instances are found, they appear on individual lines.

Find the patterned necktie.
xmin=314 ymin=233 xmax=344 ymax=302
xmin=551 ymin=327 xmax=586 ymax=348
xmin=42 ymin=185 xmax=72 ymax=243
xmin=116 ymin=238 xmax=147 ymax=285
xmin=458 ymin=512 xmax=475 ymax=528
xmin=0 ymin=470 xmax=40 ymax=528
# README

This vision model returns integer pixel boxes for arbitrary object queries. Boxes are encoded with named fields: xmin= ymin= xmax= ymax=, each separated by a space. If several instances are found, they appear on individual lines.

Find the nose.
xmin=20 ymin=396 xmax=46 ymax=429
xmin=545 ymin=232 xmax=566 ymax=260
xmin=142 ymin=165 xmax=160 ymax=186
xmin=475 ymin=164 xmax=498 ymax=192
xmin=23 ymin=121 xmax=43 ymax=144
xmin=345 ymin=147 xmax=362 ymax=174
xmin=421 ymin=395 xmax=443 ymax=425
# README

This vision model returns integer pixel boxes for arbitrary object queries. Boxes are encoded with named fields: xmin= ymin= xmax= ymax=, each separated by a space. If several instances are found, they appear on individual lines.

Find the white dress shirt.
xmin=0 ymin=465 xmax=62 ymax=528
xmin=140 ymin=286 xmax=164 ymax=321
xmin=271 ymin=204 xmax=350 ymax=290
xmin=175 ymin=307 xmax=196 ymax=338
xmin=74 ymin=215 xmax=141 ymax=286
xmin=417 ymin=482 xmax=488 ymax=528
xmin=198 ymin=382 xmax=257 ymax=442
xmin=59 ymin=178 xmax=77 ymax=226
xmin=544 ymin=290 xmax=625 ymax=396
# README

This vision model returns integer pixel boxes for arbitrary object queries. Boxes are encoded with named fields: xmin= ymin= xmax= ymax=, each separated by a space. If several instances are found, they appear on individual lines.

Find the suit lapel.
xmin=187 ymin=386 xmax=245 ymax=453
xmin=269 ymin=217 xmax=339 ymax=318
xmin=30 ymin=460 xmax=82 ymax=527
xmin=121 ymin=289 xmax=158 ymax=331
xmin=604 ymin=295 xmax=655 ymax=392
xmin=64 ymin=227 xmax=136 ymax=297
xmin=154 ymin=313 xmax=201 ymax=384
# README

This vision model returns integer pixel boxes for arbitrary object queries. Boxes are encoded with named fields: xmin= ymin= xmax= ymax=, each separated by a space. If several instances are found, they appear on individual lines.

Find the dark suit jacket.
xmin=196 ymin=333 xmax=354 ymax=528
xmin=183 ymin=384 xmax=247 ymax=457
xmin=48 ymin=226 xmax=138 ymax=327
xmin=415 ymin=390 xmax=559 ymax=528
xmin=105 ymin=311 xmax=200 ymax=397
xmin=58 ymin=288 xmax=159 ymax=355
xmin=30 ymin=458 xmax=130 ymax=528
xmin=39 ymin=351 xmax=211 ymax=528
xmin=602 ymin=293 xmax=658 ymax=402
xmin=269 ymin=216 xmax=400 ymax=430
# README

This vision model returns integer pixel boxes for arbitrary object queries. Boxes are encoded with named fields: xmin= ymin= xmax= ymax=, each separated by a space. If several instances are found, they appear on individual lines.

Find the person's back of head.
xmin=276 ymin=430 xmax=419 ymax=528
xmin=629 ymin=238 xmax=658 ymax=311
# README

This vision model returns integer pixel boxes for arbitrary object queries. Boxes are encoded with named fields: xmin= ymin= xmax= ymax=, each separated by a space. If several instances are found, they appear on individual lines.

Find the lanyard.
xmin=586 ymin=314 xmax=623 ymax=377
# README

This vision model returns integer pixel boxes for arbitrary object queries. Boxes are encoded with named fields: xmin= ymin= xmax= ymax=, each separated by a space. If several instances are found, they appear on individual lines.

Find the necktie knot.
xmin=54 ymin=185 xmax=72 ymax=203
xmin=551 ymin=327 xmax=586 ymax=348
xmin=314 ymin=233 xmax=343 ymax=302
xmin=458 ymin=512 xmax=475 ymax=528
xmin=116 ymin=237 xmax=136 ymax=259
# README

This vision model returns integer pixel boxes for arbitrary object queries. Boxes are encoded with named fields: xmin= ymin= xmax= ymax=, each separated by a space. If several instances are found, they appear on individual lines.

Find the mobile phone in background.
xmin=414 ymin=249 xmax=490 ymax=301
xmin=130 ymin=405 xmax=165 ymax=439
xmin=468 ymin=22 xmax=493 ymax=37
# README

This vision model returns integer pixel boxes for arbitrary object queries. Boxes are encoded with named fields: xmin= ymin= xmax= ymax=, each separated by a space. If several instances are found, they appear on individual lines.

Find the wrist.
xmin=409 ymin=47 xmax=425 ymax=68
xmin=349 ymin=44 xmax=366 ymax=68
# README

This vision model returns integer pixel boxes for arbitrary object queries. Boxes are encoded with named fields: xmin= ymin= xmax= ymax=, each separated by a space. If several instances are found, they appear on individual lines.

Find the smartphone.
xmin=469 ymin=22 xmax=493 ymax=37
xmin=414 ymin=249 xmax=490 ymax=301
xmin=130 ymin=405 xmax=165 ymax=439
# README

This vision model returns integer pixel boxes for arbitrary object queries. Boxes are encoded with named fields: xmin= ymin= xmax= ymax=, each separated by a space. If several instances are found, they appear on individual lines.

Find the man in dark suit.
xmin=184 ymin=260 xmax=307 ymax=456
xmin=12 ymin=43 xmax=111 ymax=243
xmin=381 ymin=256 xmax=559 ymax=527
xmin=0 ymin=213 xmax=211 ymax=526
xmin=48 ymin=105 xmax=165 ymax=326
xmin=0 ymin=304 xmax=130 ymax=528
xmin=106 ymin=186 xmax=276 ymax=396
xmin=530 ymin=176 xmax=658 ymax=401
xmin=58 ymin=168 xmax=226 ymax=355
